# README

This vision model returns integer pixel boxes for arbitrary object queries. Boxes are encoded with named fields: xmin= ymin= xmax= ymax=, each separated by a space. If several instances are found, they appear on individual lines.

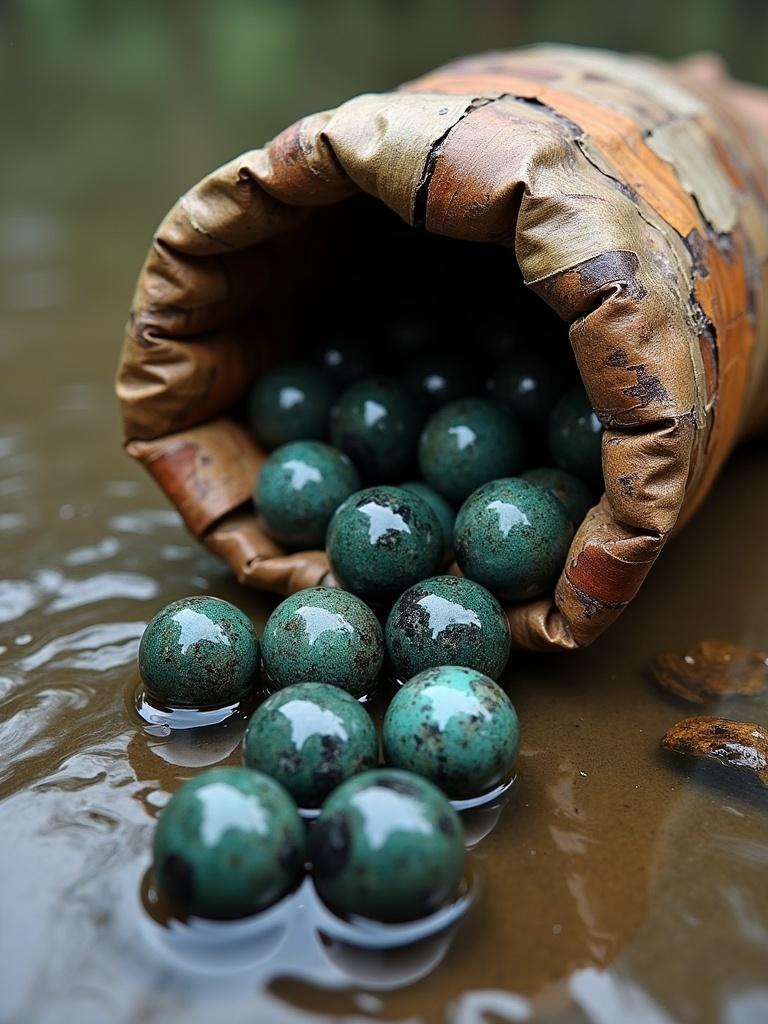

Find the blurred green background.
xmin=3 ymin=0 xmax=767 ymax=225
xmin=1 ymin=0 xmax=766 ymax=403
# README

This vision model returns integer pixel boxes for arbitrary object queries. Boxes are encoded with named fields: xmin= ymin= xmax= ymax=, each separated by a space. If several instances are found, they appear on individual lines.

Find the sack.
xmin=117 ymin=46 xmax=768 ymax=651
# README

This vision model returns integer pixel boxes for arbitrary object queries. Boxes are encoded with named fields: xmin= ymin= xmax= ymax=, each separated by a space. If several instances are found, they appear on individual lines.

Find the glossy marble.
xmin=248 ymin=362 xmax=337 ymax=450
xmin=242 ymin=682 xmax=378 ymax=808
xmin=453 ymin=477 xmax=573 ymax=599
xmin=309 ymin=769 xmax=465 ymax=922
xmin=418 ymin=397 xmax=524 ymax=504
xmin=254 ymin=440 xmax=360 ymax=549
xmin=522 ymin=466 xmax=594 ymax=529
xmin=138 ymin=596 xmax=260 ymax=708
xmin=152 ymin=767 xmax=306 ymax=919
xmin=260 ymin=587 xmax=384 ymax=697
xmin=382 ymin=666 xmax=520 ymax=798
xmin=326 ymin=486 xmax=443 ymax=603
xmin=403 ymin=351 xmax=475 ymax=410
xmin=385 ymin=575 xmax=511 ymax=681
xmin=329 ymin=375 xmax=424 ymax=480
xmin=486 ymin=347 xmax=570 ymax=431
xmin=309 ymin=337 xmax=377 ymax=385
xmin=549 ymin=386 xmax=604 ymax=485
xmin=399 ymin=480 xmax=455 ymax=554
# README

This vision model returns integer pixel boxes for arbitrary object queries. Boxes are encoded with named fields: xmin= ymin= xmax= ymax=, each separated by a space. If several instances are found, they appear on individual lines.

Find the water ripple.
xmin=108 ymin=509 xmax=182 ymax=535
xmin=18 ymin=621 xmax=144 ymax=672
xmin=64 ymin=537 xmax=121 ymax=566
xmin=0 ymin=579 xmax=39 ymax=623
xmin=46 ymin=572 xmax=158 ymax=612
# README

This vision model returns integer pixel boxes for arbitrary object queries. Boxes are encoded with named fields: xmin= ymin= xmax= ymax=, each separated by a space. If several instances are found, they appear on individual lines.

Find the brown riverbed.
xmin=3 ymin=12 xmax=768 ymax=1024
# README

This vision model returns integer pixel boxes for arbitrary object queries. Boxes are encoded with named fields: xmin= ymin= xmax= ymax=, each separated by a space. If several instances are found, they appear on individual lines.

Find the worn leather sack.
xmin=117 ymin=46 xmax=768 ymax=651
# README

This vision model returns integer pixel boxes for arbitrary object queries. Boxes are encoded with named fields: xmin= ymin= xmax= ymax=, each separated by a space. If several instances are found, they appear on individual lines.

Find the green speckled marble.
xmin=261 ymin=587 xmax=383 ymax=697
xmin=138 ymin=596 xmax=259 ymax=708
xmin=486 ymin=347 xmax=570 ymax=431
xmin=242 ymin=683 xmax=377 ymax=808
xmin=255 ymin=441 xmax=360 ymax=549
xmin=549 ymin=386 xmax=604 ymax=485
xmin=329 ymin=376 xmax=423 ymax=480
xmin=248 ymin=362 xmax=337 ymax=450
xmin=309 ymin=337 xmax=377 ymax=385
xmin=326 ymin=486 xmax=443 ymax=603
xmin=453 ymin=478 xmax=573 ymax=599
xmin=399 ymin=481 xmax=455 ymax=554
xmin=382 ymin=666 xmax=519 ymax=799
xmin=522 ymin=467 xmax=594 ymax=529
xmin=403 ymin=352 xmax=474 ymax=410
xmin=153 ymin=767 xmax=305 ymax=919
xmin=309 ymin=768 xmax=465 ymax=922
xmin=418 ymin=398 xmax=524 ymax=504
xmin=385 ymin=575 xmax=511 ymax=682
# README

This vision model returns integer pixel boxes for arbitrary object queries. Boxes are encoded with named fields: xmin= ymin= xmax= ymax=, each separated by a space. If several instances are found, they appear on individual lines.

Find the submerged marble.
xmin=152 ymin=767 xmax=305 ymax=919
xmin=309 ymin=768 xmax=465 ymax=923
xmin=138 ymin=596 xmax=260 ymax=708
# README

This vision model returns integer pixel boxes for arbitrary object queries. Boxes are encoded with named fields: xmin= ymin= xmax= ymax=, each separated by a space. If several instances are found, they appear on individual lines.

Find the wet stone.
xmin=329 ymin=375 xmax=424 ymax=480
xmin=260 ymin=587 xmax=384 ymax=698
xmin=326 ymin=486 xmax=443 ymax=604
xmin=453 ymin=477 xmax=572 ymax=600
xmin=309 ymin=768 xmax=465 ymax=923
xmin=385 ymin=575 xmax=511 ymax=682
xmin=418 ymin=397 xmax=524 ymax=505
xmin=153 ymin=767 xmax=306 ymax=919
xmin=138 ymin=596 xmax=260 ymax=708
xmin=399 ymin=480 xmax=455 ymax=555
xmin=651 ymin=640 xmax=768 ymax=704
xmin=255 ymin=440 xmax=360 ymax=549
xmin=248 ymin=362 xmax=337 ymax=450
xmin=549 ymin=386 xmax=604 ymax=485
xmin=661 ymin=716 xmax=768 ymax=787
xmin=522 ymin=466 xmax=594 ymax=529
xmin=382 ymin=666 xmax=520 ymax=799
xmin=242 ymin=682 xmax=378 ymax=808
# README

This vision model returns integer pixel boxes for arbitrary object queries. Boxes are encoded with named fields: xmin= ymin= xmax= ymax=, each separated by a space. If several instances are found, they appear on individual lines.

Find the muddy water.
xmin=4 ymin=44 xmax=768 ymax=1024
xmin=4 ymin=249 xmax=768 ymax=1024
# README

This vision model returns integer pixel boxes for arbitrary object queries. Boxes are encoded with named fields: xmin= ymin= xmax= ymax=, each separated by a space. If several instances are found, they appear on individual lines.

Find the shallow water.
xmin=3 ymin=11 xmax=768 ymax=1024
xmin=4 ymin=251 xmax=768 ymax=1024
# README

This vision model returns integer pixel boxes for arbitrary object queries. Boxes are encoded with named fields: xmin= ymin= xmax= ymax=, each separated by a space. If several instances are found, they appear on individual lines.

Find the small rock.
xmin=661 ymin=716 xmax=768 ymax=786
xmin=651 ymin=640 xmax=768 ymax=704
